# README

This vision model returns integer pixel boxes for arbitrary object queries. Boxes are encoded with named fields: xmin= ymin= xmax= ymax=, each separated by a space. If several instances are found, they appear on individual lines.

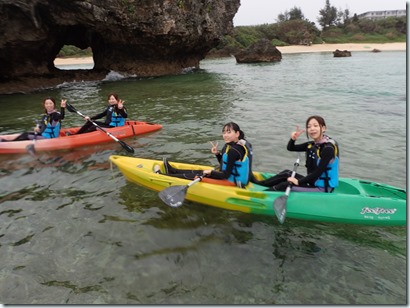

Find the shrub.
xmin=351 ymin=34 xmax=365 ymax=41
xmin=344 ymin=23 xmax=360 ymax=34
xmin=57 ymin=45 xmax=92 ymax=58
xmin=385 ymin=32 xmax=397 ymax=40
xmin=277 ymin=19 xmax=318 ymax=45
xmin=271 ymin=39 xmax=288 ymax=46
xmin=322 ymin=27 xmax=343 ymax=38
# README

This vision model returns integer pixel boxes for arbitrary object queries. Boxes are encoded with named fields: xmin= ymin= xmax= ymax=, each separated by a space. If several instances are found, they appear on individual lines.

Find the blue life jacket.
xmin=307 ymin=138 xmax=339 ymax=191
xmin=41 ymin=112 xmax=61 ymax=139
xmin=109 ymin=108 xmax=126 ymax=127
xmin=221 ymin=142 xmax=250 ymax=187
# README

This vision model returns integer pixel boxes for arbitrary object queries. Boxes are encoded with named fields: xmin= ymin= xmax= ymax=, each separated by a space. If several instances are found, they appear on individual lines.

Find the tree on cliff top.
xmin=277 ymin=6 xmax=306 ymax=23
xmin=318 ymin=0 xmax=338 ymax=29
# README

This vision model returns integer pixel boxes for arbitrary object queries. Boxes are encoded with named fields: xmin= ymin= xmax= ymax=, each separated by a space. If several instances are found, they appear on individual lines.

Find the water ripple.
xmin=0 ymin=51 xmax=405 ymax=304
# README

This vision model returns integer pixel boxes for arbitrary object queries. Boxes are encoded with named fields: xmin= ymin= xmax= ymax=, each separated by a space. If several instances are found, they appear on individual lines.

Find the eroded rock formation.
xmin=333 ymin=49 xmax=352 ymax=57
xmin=234 ymin=39 xmax=282 ymax=63
xmin=0 ymin=0 xmax=240 ymax=94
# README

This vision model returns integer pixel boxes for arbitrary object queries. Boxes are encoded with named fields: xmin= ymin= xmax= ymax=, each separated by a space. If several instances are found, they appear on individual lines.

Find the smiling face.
xmin=307 ymin=118 xmax=325 ymax=142
xmin=43 ymin=98 xmax=56 ymax=113
xmin=108 ymin=95 xmax=119 ymax=105
xmin=222 ymin=126 xmax=240 ymax=144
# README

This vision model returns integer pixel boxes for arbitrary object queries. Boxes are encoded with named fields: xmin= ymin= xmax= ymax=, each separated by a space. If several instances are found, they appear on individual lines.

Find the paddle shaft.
xmin=273 ymin=156 xmax=300 ymax=224
xmin=26 ymin=122 xmax=40 ymax=155
xmin=66 ymin=103 xmax=134 ymax=153
xmin=187 ymin=176 xmax=203 ymax=187
xmin=284 ymin=159 xmax=300 ymax=195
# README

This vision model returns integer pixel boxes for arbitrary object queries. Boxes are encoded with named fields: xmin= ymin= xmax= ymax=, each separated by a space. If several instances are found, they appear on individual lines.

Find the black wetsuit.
xmin=76 ymin=104 xmax=128 ymax=134
xmin=166 ymin=142 xmax=247 ymax=181
xmin=256 ymin=138 xmax=337 ymax=191
xmin=7 ymin=108 xmax=65 ymax=141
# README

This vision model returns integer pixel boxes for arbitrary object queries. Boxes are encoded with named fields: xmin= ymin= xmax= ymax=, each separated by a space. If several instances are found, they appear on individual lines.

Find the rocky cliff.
xmin=0 ymin=0 xmax=240 ymax=94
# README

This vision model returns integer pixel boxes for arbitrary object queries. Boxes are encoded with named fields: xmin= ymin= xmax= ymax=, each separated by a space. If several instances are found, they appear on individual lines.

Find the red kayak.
xmin=0 ymin=120 xmax=162 ymax=154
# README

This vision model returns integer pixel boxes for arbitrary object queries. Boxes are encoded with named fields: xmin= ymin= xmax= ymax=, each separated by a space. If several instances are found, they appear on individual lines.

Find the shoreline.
xmin=54 ymin=42 xmax=406 ymax=65
xmin=276 ymin=42 xmax=406 ymax=54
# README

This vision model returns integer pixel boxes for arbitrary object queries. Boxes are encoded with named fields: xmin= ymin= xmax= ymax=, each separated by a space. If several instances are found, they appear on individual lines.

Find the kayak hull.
xmin=0 ymin=121 xmax=162 ymax=154
xmin=109 ymin=155 xmax=406 ymax=226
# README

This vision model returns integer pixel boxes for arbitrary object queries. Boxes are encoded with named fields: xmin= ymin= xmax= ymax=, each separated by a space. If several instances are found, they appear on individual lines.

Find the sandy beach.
xmin=53 ymin=42 xmax=406 ymax=66
xmin=276 ymin=42 xmax=406 ymax=54
xmin=54 ymin=56 xmax=95 ymax=65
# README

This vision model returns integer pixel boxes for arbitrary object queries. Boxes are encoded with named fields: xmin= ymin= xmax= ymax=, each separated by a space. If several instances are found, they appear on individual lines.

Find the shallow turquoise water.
xmin=0 ymin=51 xmax=406 ymax=304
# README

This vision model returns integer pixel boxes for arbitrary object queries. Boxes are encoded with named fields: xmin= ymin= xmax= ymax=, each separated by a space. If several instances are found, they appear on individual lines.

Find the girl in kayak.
xmin=160 ymin=122 xmax=253 ymax=188
xmin=1 ymin=97 xmax=66 ymax=141
xmin=257 ymin=115 xmax=339 ymax=192
xmin=74 ymin=93 xmax=128 ymax=134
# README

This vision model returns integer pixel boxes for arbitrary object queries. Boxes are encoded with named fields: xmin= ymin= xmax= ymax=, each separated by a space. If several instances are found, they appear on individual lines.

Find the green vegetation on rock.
xmin=218 ymin=16 xmax=406 ymax=52
xmin=58 ymin=46 xmax=93 ymax=58
xmin=57 ymin=1 xmax=406 ymax=59
xmin=212 ymin=2 xmax=406 ymax=53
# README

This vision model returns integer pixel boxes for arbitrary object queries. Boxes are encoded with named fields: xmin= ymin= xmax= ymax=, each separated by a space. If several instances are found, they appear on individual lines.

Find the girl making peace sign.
xmin=162 ymin=122 xmax=253 ymax=188
xmin=257 ymin=115 xmax=339 ymax=193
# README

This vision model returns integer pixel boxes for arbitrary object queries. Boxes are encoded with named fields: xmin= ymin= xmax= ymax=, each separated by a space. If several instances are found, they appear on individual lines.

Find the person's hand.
xmin=291 ymin=125 xmax=305 ymax=140
xmin=85 ymin=116 xmax=90 ymax=121
xmin=60 ymin=99 xmax=67 ymax=108
xmin=202 ymin=169 xmax=212 ymax=176
xmin=287 ymin=177 xmax=299 ymax=185
xmin=33 ymin=125 xmax=41 ymax=133
xmin=118 ymin=99 xmax=124 ymax=109
xmin=210 ymin=141 xmax=219 ymax=154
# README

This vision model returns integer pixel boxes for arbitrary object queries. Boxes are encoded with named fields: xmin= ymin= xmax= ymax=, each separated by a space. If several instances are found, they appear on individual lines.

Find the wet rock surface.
xmin=0 ymin=0 xmax=240 ymax=94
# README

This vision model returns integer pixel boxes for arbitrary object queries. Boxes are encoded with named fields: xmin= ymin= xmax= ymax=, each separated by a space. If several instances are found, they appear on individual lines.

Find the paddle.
xmin=66 ymin=103 xmax=134 ymax=153
xmin=25 ymin=132 xmax=37 ymax=156
xmin=273 ymin=155 xmax=300 ymax=224
xmin=26 ymin=121 xmax=40 ymax=156
xmin=159 ymin=176 xmax=203 ymax=207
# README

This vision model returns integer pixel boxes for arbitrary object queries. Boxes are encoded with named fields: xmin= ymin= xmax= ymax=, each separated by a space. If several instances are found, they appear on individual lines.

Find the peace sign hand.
xmin=291 ymin=125 xmax=305 ymax=141
xmin=210 ymin=141 xmax=219 ymax=154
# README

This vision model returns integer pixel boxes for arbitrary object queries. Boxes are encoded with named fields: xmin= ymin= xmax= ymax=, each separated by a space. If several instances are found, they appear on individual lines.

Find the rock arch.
xmin=0 ymin=0 xmax=240 ymax=93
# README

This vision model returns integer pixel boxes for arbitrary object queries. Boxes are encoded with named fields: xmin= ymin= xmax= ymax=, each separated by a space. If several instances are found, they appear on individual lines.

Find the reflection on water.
xmin=0 ymin=52 xmax=406 ymax=304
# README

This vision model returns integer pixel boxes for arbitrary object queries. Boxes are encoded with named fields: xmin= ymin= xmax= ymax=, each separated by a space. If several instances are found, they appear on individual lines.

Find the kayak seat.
xmin=202 ymin=177 xmax=236 ymax=186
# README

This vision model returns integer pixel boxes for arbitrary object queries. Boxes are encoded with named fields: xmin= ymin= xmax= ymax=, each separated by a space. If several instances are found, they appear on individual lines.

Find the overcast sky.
xmin=233 ymin=0 xmax=407 ymax=26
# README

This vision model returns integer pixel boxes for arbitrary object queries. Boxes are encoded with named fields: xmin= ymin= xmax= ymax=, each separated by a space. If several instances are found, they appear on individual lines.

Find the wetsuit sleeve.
xmin=60 ymin=107 xmax=65 ymax=120
xmin=50 ymin=112 xmax=62 ymax=126
xmin=215 ymin=153 xmax=222 ymax=165
xmin=214 ymin=144 xmax=226 ymax=165
xmin=38 ymin=115 xmax=47 ymax=134
xmin=298 ymin=145 xmax=334 ymax=186
xmin=287 ymin=138 xmax=309 ymax=152
xmin=91 ymin=107 xmax=108 ymax=120
xmin=116 ymin=105 xmax=128 ymax=118
xmin=209 ymin=146 xmax=244 ymax=180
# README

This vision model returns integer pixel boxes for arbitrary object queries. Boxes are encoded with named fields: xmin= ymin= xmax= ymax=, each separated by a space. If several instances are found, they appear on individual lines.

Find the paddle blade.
xmin=118 ymin=140 xmax=135 ymax=153
xmin=26 ymin=144 xmax=36 ymax=156
xmin=65 ymin=103 xmax=77 ymax=113
xmin=159 ymin=185 xmax=188 ymax=208
xmin=273 ymin=195 xmax=288 ymax=224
